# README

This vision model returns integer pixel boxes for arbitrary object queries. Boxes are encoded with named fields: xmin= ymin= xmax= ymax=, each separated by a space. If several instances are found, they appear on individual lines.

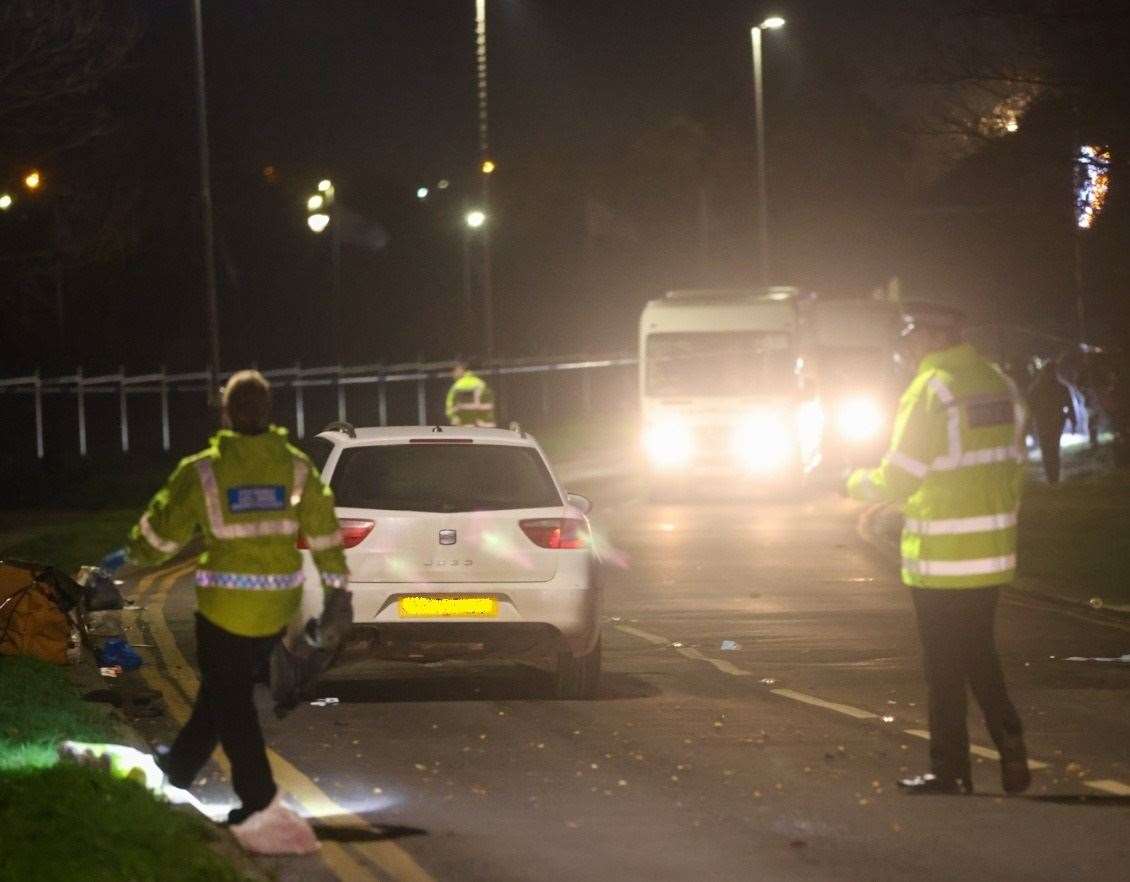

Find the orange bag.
xmin=0 ymin=561 xmax=71 ymax=665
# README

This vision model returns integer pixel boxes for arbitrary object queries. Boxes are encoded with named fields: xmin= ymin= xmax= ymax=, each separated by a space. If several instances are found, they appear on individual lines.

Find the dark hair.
xmin=222 ymin=370 xmax=272 ymax=434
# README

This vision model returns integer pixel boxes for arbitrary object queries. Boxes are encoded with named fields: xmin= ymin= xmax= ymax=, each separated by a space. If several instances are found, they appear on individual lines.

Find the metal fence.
xmin=0 ymin=354 xmax=638 ymax=460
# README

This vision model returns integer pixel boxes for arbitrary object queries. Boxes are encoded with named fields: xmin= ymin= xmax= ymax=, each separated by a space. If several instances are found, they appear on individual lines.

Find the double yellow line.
xmin=133 ymin=564 xmax=435 ymax=882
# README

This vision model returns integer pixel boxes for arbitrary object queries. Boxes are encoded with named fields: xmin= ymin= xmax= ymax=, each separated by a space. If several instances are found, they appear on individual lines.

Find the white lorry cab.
xmin=638 ymin=288 xmax=822 ymax=490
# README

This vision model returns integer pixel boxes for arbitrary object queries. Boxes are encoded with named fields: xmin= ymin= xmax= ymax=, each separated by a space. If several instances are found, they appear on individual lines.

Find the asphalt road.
xmin=136 ymin=463 xmax=1130 ymax=881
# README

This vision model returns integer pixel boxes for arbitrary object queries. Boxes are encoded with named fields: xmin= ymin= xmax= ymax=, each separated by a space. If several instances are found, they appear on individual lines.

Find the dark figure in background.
xmin=1028 ymin=360 xmax=1073 ymax=484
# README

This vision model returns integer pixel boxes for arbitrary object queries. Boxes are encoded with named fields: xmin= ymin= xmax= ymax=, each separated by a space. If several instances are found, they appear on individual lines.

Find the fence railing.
xmin=0 ymin=354 xmax=638 ymax=459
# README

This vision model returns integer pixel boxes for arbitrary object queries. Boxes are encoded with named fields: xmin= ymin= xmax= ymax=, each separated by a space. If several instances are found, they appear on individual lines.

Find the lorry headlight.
xmin=732 ymin=412 xmax=791 ymax=471
xmin=644 ymin=417 xmax=694 ymax=467
xmin=836 ymin=395 xmax=883 ymax=442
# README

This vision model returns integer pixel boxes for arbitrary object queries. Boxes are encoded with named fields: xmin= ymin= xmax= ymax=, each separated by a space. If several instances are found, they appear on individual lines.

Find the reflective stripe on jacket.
xmin=445 ymin=373 xmax=496 ymax=427
xmin=847 ymin=343 xmax=1026 ymax=589
xmin=126 ymin=426 xmax=348 ymax=636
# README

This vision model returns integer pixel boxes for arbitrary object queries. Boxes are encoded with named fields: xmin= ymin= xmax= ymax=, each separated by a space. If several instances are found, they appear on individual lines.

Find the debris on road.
xmin=309 ymin=696 xmax=340 ymax=707
xmin=96 ymin=638 xmax=142 ymax=671
xmin=720 ymin=640 xmax=741 ymax=651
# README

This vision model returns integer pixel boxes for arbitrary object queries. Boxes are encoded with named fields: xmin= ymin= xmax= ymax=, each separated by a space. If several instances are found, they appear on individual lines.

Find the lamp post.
xmin=750 ymin=15 xmax=785 ymax=286
xmin=465 ymin=209 xmax=487 ymax=353
xmin=473 ymin=0 xmax=497 ymax=362
xmin=306 ymin=179 xmax=343 ymax=363
xmin=192 ymin=0 xmax=222 ymax=402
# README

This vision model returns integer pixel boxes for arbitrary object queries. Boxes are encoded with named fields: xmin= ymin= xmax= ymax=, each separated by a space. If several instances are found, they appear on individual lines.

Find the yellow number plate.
xmin=398 ymin=596 xmax=499 ymax=618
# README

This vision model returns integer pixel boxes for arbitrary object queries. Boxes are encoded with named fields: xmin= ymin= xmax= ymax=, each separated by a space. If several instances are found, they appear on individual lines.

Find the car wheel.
xmin=554 ymin=637 xmax=601 ymax=700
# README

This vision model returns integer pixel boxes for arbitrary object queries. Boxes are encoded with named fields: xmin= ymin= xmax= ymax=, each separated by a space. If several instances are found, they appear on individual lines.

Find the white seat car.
xmin=295 ymin=423 xmax=602 ymax=699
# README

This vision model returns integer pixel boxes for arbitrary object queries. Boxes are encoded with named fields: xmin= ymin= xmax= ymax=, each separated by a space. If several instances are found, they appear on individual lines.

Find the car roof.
xmin=316 ymin=426 xmax=540 ymax=449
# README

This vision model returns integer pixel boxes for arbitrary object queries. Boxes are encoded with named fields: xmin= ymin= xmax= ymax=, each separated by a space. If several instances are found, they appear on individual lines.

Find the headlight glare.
xmin=836 ymin=395 xmax=884 ymax=442
xmin=644 ymin=417 xmax=694 ymax=467
xmin=731 ymin=412 xmax=792 ymax=471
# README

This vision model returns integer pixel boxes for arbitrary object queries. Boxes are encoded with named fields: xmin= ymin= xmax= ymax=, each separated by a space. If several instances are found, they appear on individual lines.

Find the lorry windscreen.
xmin=646 ymin=332 xmax=795 ymax=397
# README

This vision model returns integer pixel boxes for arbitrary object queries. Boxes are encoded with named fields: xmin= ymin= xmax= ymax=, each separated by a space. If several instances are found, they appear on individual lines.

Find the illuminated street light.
xmin=307 ymin=194 xmax=325 ymax=211
xmin=465 ymin=209 xmax=487 ymax=229
xmin=317 ymin=178 xmax=334 ymax=195
xmin=751 ymin=15 xmax=786 ymax=285
xmin=481 ymin=159 xmax=496 ymax=175
xmin=307 ymin=212 xmax=331 ymax=233
xmin=416 ymin=186 xmax=429 ymax=200
xmin=437 ymin=179 xmax=450 ymax=190
xmin=24 ymin=170 xmax=41 ymax=191
xmin=0 ymin=194 xmax=11 ymax=210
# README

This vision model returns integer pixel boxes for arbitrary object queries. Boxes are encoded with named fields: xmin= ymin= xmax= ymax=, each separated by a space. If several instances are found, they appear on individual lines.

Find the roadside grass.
xmin=1017 ymin=467 xmax=1130 ymax=606
xmin=0 ymin=657 xmax=249 ymax=882
xmin=0 ymin=508 xmax=139 ymax=575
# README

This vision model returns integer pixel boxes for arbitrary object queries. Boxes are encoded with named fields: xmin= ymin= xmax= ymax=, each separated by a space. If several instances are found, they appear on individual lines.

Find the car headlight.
xmin=644 ymin=417 xmax=694 ymax=467
xmin=836 ymin=395 xmax=884 ymax=442
xmin=731 ymin=412 xmax=792 ymax=471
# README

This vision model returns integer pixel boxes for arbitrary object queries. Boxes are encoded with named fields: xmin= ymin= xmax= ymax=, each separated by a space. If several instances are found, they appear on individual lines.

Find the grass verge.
xmin=0 ymin=657 xmax=249 ymax=882
xmin=0 ymin=508 xmax=139 ymax=575
xmin=1017 ymin=467 xmax=1130 ymax=606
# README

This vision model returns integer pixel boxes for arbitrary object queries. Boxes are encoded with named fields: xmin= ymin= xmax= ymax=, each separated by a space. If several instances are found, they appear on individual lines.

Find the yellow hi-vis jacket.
xmin=848 ymin=343 xmax=1026 ymax=589
xmin=125 ymin=426 xmax=348 ymax=637
xmin=445 ymin=372 xmax=496 ymax=427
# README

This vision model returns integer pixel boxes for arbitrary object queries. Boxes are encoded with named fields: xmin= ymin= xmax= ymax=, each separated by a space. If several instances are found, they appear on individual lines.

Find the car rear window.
xmin=329 ymin=443 xmax=562 ymax=512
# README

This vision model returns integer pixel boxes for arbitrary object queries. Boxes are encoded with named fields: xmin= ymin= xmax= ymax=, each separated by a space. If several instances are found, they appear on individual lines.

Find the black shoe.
xmin=227 ymin=805 xmax=254 ymax=825
xmin=153 ymin=744 xmax=193 ymax=791
xmin=897 ymin=773 xmax=973 ymax=795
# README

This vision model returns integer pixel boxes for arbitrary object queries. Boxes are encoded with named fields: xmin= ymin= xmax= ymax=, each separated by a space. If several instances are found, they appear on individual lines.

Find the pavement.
xmin=120 ymin=454 xmax=1130 ymax=881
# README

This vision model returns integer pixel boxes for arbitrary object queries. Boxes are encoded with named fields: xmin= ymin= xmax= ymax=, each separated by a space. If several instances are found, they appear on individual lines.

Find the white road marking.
xmin=771 ymin=688 xmax=878 ymax=720
xmin=614 ymin=624 xmax=670 ymax=645
xmin=676 ymin=646 xmax=753 ymax=677
xmin=903 ymin=729 xmax=1048 ymax=770
xmin=1084 ymin=779 xmax=1130 ymax=796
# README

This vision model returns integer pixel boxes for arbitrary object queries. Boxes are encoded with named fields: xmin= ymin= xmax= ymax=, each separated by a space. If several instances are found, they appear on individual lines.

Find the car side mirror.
xmin=566 ymin=492 xmax=592 ymax=514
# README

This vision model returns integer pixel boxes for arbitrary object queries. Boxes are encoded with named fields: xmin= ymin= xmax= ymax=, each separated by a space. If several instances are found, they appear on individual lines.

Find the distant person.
xmin=1028 ymin=360 xmax=1073 ymax=483
xmin=445 ymin=359 xmax=496 ymax=427
xmin=101 ymin=370 xmax=349 ymax=854
xmin=846 ymin=303 xmax=1030 ymax=796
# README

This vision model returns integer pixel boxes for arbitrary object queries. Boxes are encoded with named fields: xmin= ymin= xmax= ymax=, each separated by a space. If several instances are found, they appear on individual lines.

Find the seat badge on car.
xmin=438 ymin=529 xmax=457 ymax=546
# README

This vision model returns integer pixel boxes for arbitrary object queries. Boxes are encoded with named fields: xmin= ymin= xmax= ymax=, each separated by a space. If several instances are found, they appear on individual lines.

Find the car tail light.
xmin=519 ymin=518 xmax=589 ymax=549
xmin=297 ymin=518 xmax=375 ymax=550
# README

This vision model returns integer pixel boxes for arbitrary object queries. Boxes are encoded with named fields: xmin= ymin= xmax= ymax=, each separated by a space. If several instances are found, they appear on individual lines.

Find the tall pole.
xmin=475 ymin=0 xmax=495 ymax=362
xmin=461 ymin=224 xmax=474 ymax=351
xmin=332 ymin=215 xmax=343 ymax=363
xmin=750 ymin=26 xmax=770 ymax=286
xmin=192 ymin=0 xmax=222 ymax=404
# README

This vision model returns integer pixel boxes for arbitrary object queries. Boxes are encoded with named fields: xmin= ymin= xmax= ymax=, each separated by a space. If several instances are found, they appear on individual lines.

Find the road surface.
xmin=130 ymin=460 xmax=1130 ymax=881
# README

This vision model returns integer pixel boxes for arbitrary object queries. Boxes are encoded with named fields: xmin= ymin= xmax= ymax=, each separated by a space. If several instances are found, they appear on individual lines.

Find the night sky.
xmin=1 ymin=1 xmax=1126 ymax=376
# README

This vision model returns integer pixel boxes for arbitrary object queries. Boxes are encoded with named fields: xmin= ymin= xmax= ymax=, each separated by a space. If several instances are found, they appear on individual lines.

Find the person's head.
xmin=452 ymin=359 xmax=468 ymax=380
xmin=899 ymin=302 xmax=966 ymax=367
xmin=221 ymin=370 xmax=272 ymax=435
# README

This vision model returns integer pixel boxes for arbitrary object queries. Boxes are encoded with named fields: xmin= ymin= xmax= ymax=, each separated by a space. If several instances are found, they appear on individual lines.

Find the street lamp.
xmin=750 ymin=15 xmax=785 ymax=285
xmin=23 ymin=170 xmax=41 ymax=191
xmin=465 ymin=209 xmax=487 ymax=229
xmin=0 ymin=194 xmax=11 ymax=211
xmin=305 ymin=179 xmax=343 ymax=361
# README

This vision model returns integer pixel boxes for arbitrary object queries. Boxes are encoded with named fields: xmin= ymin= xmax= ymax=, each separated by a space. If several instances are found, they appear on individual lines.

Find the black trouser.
xmin=163 ymin=613 xmax=280 ymax=815
xmin=1035 ymin=415 xmax=1066 ymax=483
xmin=911 ymin=586 xmax=1025 ymax=782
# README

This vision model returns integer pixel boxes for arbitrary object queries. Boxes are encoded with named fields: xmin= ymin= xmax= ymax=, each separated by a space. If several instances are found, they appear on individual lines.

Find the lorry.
xmin=637 ymin=287 xmax=901 ymax=494
xmin=638 ymin=287 xmax=820 ymax=492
